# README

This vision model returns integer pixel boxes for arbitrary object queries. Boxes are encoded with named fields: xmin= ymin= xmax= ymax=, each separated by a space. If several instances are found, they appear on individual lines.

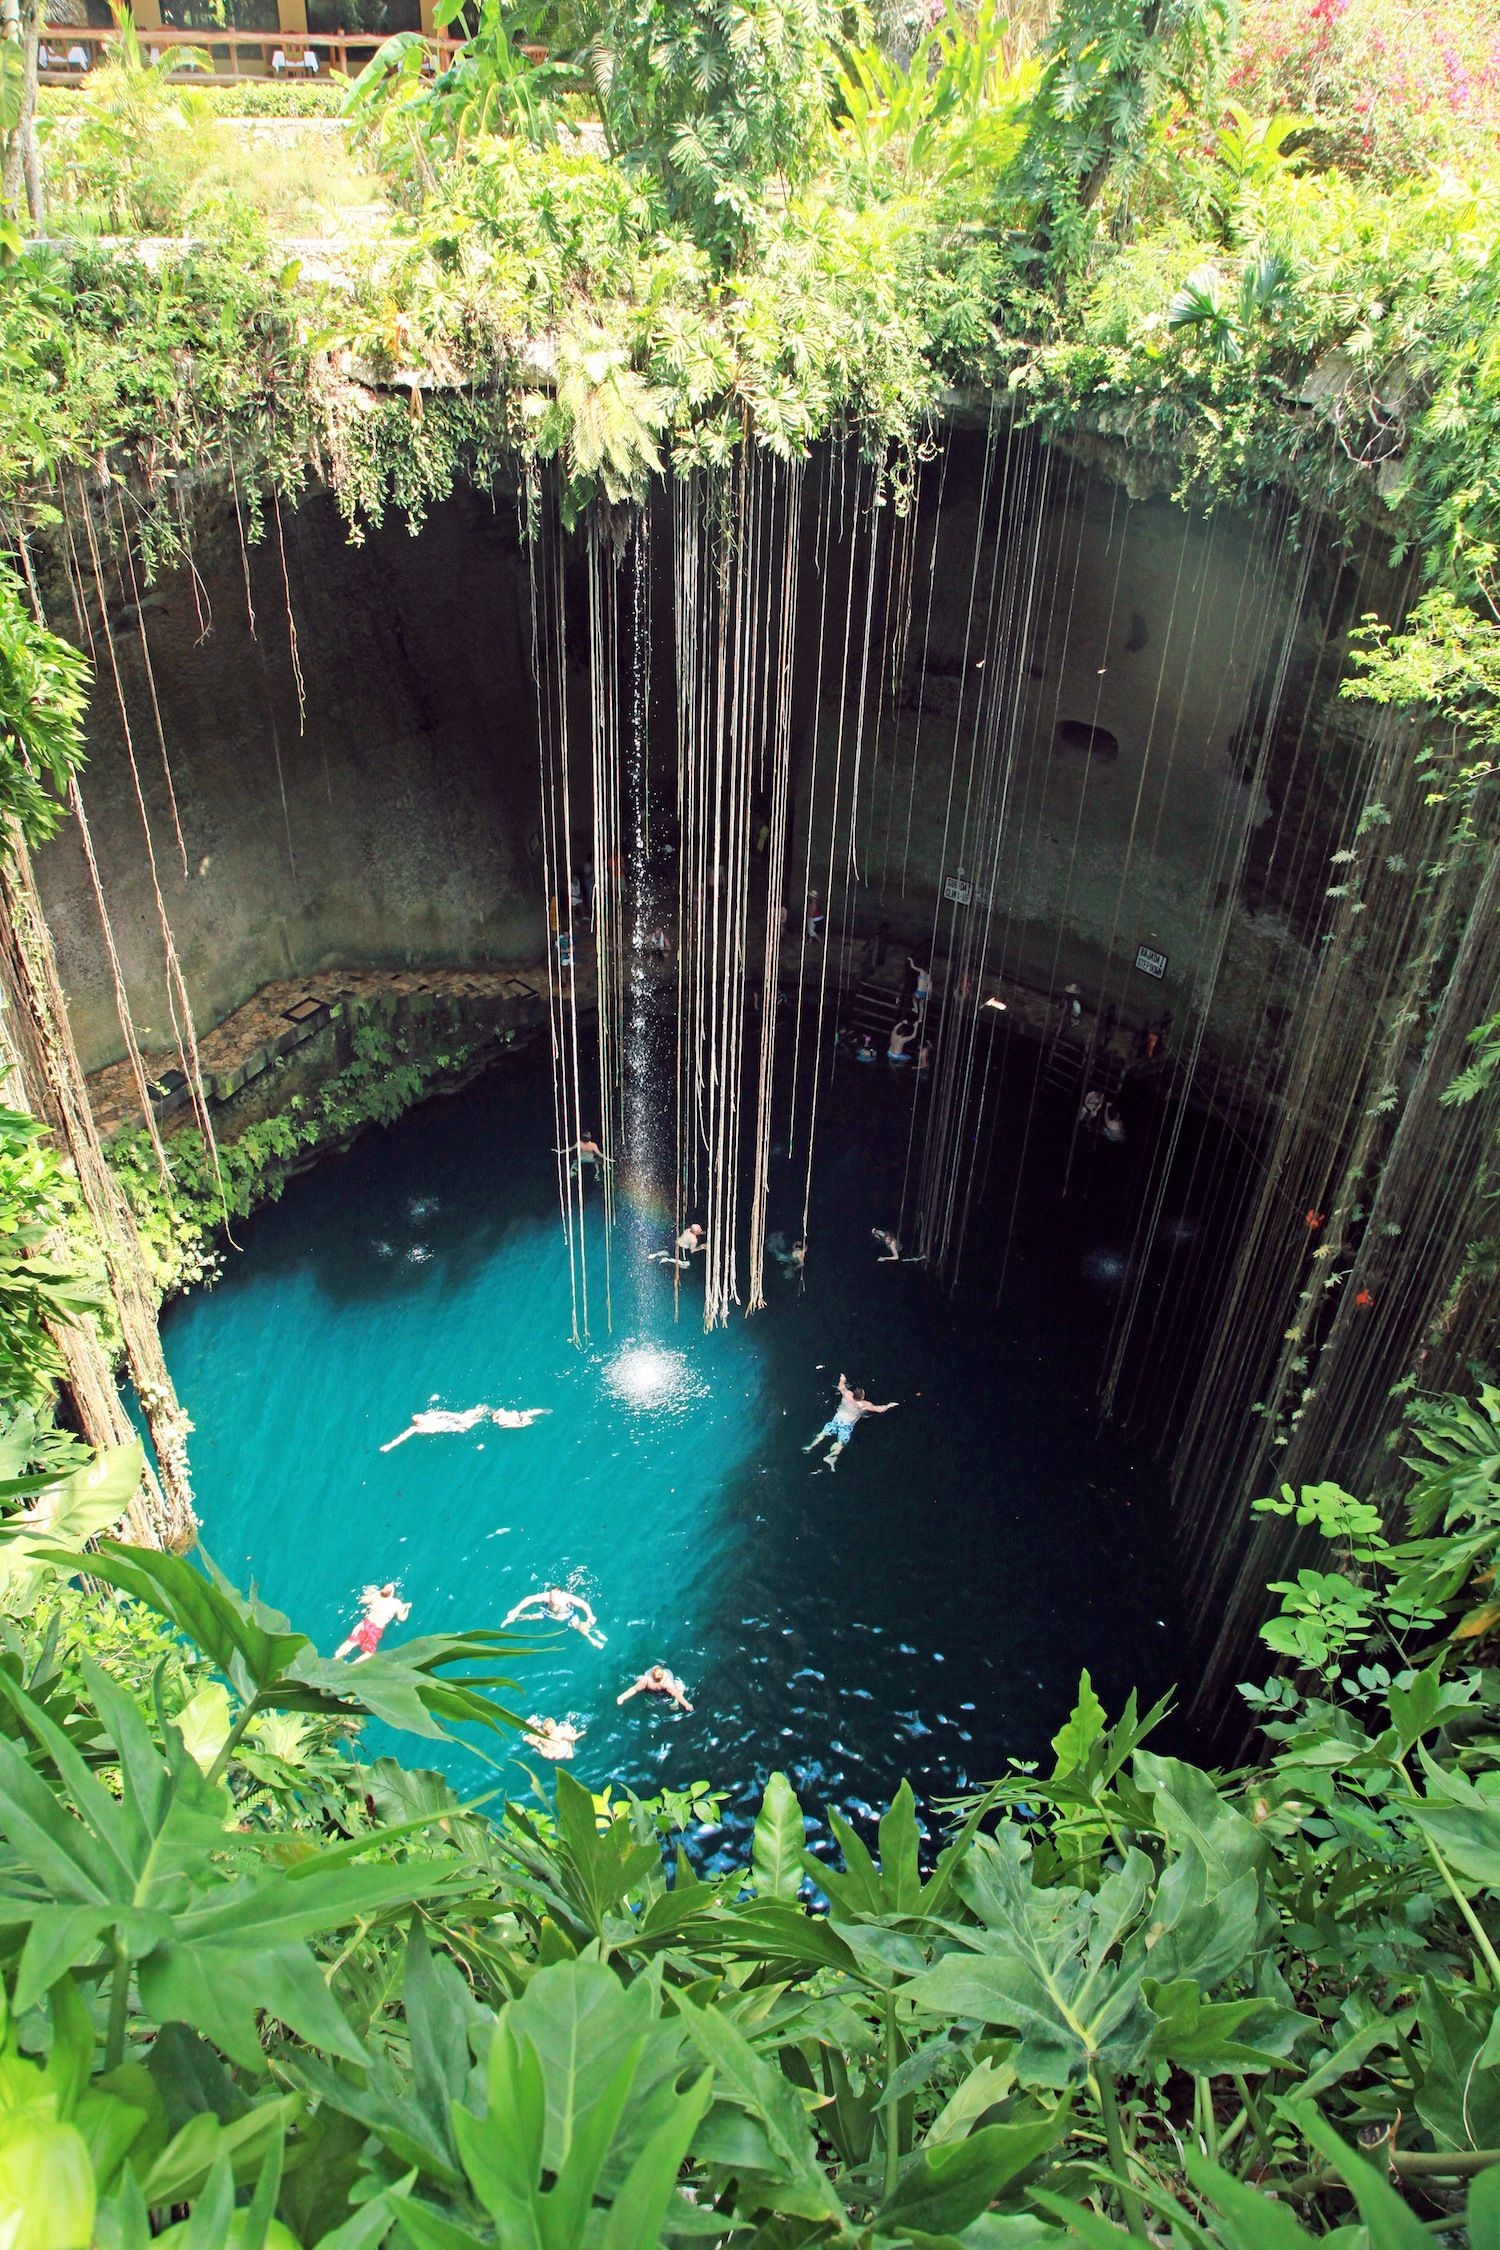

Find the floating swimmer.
xmin=381 ymin=1405 xmax=549 ymax=1451
xmin=335 ymin=1582 xmax=410 ymax=1662
xmin=502 ymin=1585 xmax=606 ymax=1648
xmin=617 ymin=1663 xmax=694 ymax=1714
xmin=523 ymin=1715 xmax=583 ymax=1761
xmin=769 ymin=1231 xmax=807 ymax=1278
xmin=648 ymin=1222 xmax=706 ymax=1271
xmin=802 ymin=1370 xmax=898 ymax=1472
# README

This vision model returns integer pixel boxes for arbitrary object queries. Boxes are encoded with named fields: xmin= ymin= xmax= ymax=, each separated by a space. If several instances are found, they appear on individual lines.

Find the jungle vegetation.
xmin=3 ymin=0 xmax=1500 ymax=2242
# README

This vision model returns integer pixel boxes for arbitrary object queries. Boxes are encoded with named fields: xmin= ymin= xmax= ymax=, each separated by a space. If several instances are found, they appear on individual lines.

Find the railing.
xmin=38 ymin=25 xmax=468 ymax=83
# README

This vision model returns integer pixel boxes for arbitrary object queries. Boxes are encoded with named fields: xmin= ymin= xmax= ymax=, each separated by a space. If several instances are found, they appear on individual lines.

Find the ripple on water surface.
xmin=161 ymin=1044 xmax=1176 ymax=1859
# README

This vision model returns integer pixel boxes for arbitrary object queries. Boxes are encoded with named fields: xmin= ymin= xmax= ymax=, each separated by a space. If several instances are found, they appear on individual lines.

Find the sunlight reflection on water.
xmin=602 ymin=1342 xmax=706 ymax=1414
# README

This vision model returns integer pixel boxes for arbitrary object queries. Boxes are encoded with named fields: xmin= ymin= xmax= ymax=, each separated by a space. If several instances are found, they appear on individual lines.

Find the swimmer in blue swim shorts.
xmin=801 ymin=1370 xmax=899 ymax=1471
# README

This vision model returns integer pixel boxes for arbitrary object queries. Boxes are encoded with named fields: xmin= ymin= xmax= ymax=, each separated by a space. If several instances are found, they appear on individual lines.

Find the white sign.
xmin=1135 ymin=945 xmax=1169 ymax=980
xmin=944 ymin=873 xmax=994 ymax=909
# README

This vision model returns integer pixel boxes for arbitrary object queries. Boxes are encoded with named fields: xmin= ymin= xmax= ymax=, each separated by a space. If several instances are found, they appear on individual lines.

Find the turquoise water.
xmin=160 ymin=1039 xmax=1178 ymax=1856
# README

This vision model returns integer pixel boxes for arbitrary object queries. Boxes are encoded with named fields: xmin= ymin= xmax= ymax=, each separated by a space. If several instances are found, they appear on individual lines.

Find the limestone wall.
xmin=794 ymin=427 xmax=1386 ymax=1066
xmin=35 ymin=436 xmax=1384 ymax=1083
xmin=34 ymin=485 xmax=546 ymax=1071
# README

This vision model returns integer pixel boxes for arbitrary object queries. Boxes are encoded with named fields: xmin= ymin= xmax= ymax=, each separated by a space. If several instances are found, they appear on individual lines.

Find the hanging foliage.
xmin=0 ymin=562 xmax=87 ymax=843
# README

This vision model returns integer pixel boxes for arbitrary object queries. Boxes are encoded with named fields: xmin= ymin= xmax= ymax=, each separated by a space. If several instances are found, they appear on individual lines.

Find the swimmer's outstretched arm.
xmin=670 ymin=1685 xmax=694 ymax=1713
xmin=379 ymin=1425 xmax=417 ymax=1453
xmin=616 ymin=1678 xmax=645 ymax=1705
xmin=502 ymin=1594 xmax=546 ymax=1626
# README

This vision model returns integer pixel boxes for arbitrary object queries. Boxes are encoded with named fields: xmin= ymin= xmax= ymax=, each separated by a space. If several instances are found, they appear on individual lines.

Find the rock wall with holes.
xmin=797 ymin=425 xmax=1394 ymax=1074
xmin=36 ymin=430 xmax=1395 ymax=1087
xmin=33 ymin=486 xmax=547 ymax=1074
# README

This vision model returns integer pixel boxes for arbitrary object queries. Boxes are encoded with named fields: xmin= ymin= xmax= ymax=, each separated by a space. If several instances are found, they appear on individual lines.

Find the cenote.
xmin=12 ymin=15 xmax=1500 ymax=2227
xmin=160 ymin=1028 xmax=1188 ymax=1853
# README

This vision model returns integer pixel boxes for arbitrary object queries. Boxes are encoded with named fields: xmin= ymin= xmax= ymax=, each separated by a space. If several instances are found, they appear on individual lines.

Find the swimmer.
xmin=909 ymin=958 xmax=933 ymax=1013
xmin=617 ymin=1663 xmax=694 ymax=1714
xmin=557 ymin=1132 xmax=610 ymax=1181
xmin=335 ymin=1582 xmax=410 ymax=1662
xmin=1079 ymin=1090 xmax=1104 ymax=1131
xmin=771 ymin=1234 xmax=807 ymax=1279
xmin=806 ymin=890 xmax=824 ymax=942
xmin=887 ymin=1019 xmax=916 ymax=1065
xmin=916 ymin=1039 xmax=932 ymax=1074
xmin=649 ymin=1221 xmax=706 ymax=1270
xmin=502 ymin=1584 xmax=606 ymax=1647
xmin=802 ymin=1370 xmax=897 ymax=1471
xmin=871 ymin=1229 xmax=921 ymax=1264
xmin=381 ymin=1405 xmax=548 ymax=1451
xmin=1102 ymin=1102 xmax=1126 ymax=1144
xmin=523 ymin=1714 xmax=583 ymax=1761
xmin=380 ymin=1404 xmax=489 ymax=1451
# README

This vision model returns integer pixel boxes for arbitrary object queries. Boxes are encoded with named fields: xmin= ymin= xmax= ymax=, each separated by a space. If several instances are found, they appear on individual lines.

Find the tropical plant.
xmin=0 ymin=561 xmax=87 ymax=844
xmin=47 ymin=5 xmax=215 ymax=233
xmin=831 ymin=0 xmax=1036 ymax=191
xmin=0 ymin=1107 xmax=95 ymax=1417
xmin=0 ymin=1437 xmax=141 ymax=1607
xmin=1229 ymin=0 xmax=1500 ymax=181
xmin=349 ymin=0 xmax=844 ymax=259
xmin=0 ymin=1386 xmax=1497 ymax=2242
xmin=1014 ymin=0 xmax=1239 ymax=278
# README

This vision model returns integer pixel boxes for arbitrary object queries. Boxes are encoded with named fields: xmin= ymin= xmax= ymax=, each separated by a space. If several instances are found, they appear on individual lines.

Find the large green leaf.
xmin=0 ymin=1442 xmax=143 ymax=1600
xmin=752 ymin=1772 xmax=807 ymax=1901
xmin=0 ymin=1654 xmax=475 ymax=2071
xmin=1407 ymin=1748 xmax=1500 ymax=1886
xmin=872 ymin=2107 xmax=1067 ymax=2236
xmin=675 ymin=1991 xmax=848 ymax=2225
xmin=36 ymin=1543 xmax=528 ymax=1753
xmin=549 ymin=1769 xmax=661 ymax=1937
xmin=909 ymin=1815 xmax=1262 ymax=2091
xmin=1411 ymin=1978 xmax=1500 ymax=2151
xmin=1141 ymin=1979 xmax=1299 ymax=2075
xmin=41 ymin=1544 xmax=311 ymax=1709
xmin=908 ymin=1831 xmax=1157 ymax=2088
xmin=504 ymin=1955 xmax=688 ymax=2184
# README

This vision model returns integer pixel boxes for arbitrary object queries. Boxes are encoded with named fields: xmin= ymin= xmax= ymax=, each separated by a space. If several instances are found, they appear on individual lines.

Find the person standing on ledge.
xmin=803 ymin=1371 xmax=898 ymax=1471
xmin=336 ymin=1582 xmax=410 ymax=1661
xmin=617 ymin=1663 xmax=694 ymax=1713
xmin=502 ymin=1584 xmax=606 ymax=1647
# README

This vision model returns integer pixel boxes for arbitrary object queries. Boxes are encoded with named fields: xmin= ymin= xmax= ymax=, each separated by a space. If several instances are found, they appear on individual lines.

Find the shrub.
xmin=1229 ymin=0 xmax=1500 ymax=178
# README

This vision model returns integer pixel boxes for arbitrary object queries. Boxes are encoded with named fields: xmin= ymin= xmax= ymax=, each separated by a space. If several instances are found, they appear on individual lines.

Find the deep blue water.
xmin=160 ymin=1034 xmax=1183 ymax=1857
